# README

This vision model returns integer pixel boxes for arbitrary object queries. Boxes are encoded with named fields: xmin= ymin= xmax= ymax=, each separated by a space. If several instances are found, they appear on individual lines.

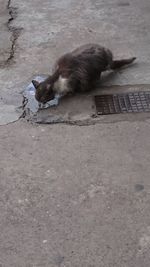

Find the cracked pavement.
xmin=0 ymin=0 xmax=150 ymax=266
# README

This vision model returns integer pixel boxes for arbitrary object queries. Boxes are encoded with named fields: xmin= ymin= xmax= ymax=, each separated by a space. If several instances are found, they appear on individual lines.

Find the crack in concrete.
xmin=6 ymin=0 xmax=22 ymax=66
xmin=0 ymin=0 xmax=23 ymax=125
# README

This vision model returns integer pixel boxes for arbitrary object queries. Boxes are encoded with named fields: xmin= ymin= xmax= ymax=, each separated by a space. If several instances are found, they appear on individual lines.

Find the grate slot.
xmin=95 ymin=91 xmax=150 ymax=115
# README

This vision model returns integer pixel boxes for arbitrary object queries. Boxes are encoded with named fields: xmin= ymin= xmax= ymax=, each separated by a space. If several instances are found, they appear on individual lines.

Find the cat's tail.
xmin=110 ymin=57 xmax=136 ymax=69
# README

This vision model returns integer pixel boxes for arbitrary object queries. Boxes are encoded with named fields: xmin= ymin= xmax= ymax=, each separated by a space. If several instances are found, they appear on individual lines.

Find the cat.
xmin=32 ymin=44 xmax=136 ymax=108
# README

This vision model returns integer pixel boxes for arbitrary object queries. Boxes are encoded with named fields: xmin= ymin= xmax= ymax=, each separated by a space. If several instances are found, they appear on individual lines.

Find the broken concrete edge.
xmin=2 ymin=85 xmax=150 ymax=126
xmin=0 ymin=118 xmax=19 ymax=127
xmin=0 ymin=0 xmax=23 ymax=67
xmin=1 ymin=99 xmax=150 ymax=127
xmin=22 ymin=114 xmax=100 ymax=126
xmin=21 ymin=110 xmax=150 ymax=126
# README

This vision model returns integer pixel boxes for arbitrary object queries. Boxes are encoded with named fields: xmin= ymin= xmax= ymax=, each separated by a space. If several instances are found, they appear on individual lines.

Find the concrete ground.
xmin=0 ymin=0 xmax=150 ymax=266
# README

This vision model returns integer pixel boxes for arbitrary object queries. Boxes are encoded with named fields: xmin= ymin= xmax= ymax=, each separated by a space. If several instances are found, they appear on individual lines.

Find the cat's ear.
xmin=32 ymin=80 xmax=39 ymax=89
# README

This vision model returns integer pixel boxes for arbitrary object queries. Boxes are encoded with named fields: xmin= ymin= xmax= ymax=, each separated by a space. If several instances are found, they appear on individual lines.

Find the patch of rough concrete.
xmin=1 ymin=120 xmax=150 ymax=266
xmin=1 ymin=0 xmax=150 ymax=125
xmin=23 ymin=84 xmax=150 ymax=125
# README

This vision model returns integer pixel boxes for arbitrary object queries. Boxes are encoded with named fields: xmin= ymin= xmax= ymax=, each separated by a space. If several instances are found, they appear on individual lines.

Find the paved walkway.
xmin=0 ymin=0 xmax=150 ymax=266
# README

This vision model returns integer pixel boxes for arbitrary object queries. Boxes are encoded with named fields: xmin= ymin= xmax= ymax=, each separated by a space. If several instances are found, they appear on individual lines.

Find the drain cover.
xmin=95 ymin=91 xmax=150 ymax=115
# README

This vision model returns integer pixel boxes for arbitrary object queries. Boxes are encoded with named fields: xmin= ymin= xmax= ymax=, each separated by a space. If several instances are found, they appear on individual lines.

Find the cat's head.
xmin=32 ymin=80 xmax=55 ymax=103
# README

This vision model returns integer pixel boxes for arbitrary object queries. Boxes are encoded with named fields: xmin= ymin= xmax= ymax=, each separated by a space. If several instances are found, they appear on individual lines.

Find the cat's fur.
xmin=32 ymin=44 xmax=136 ymax=106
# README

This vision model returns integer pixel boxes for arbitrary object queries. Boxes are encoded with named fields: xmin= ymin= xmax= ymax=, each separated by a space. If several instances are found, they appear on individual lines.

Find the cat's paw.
xmin=46 ymin=98 xmax=59 ymax=107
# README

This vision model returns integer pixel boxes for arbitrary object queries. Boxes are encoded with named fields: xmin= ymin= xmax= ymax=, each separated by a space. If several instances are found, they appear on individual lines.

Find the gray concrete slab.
xmin=0 ymin=120 xmax=150 ymax=267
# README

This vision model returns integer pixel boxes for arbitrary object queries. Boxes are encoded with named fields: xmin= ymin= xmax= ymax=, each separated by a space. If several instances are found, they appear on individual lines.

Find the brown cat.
xmin=32 ymin=44 xmax=136 ymax=107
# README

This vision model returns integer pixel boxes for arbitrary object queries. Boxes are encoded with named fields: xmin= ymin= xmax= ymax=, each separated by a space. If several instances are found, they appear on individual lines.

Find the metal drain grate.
xmin=95 ymin=91 xmax=150 ymax=115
